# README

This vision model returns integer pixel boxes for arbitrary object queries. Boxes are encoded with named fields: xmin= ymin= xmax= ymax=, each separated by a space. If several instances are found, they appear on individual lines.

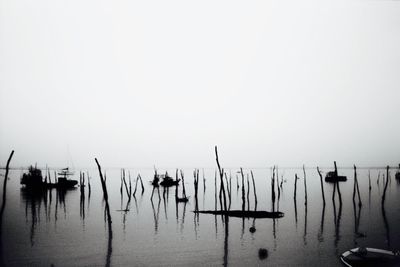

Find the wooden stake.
xmin=250 ymin=171 xmax=258 ymax=208
xmin=303 ymin=165 xmax=307 ymax=206
xmin=317 ymin=167 xmax=326 ymax=206
xmin=215 ymin=146 xmax=227 ymax=212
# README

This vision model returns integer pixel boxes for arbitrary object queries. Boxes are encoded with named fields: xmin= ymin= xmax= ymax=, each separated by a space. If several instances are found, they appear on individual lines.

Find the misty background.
xmin=1 ymin=0 xmax=399 ymax=169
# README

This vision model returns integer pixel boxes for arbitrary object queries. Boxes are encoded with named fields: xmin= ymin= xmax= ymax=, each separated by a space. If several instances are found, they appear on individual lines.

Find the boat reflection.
xmin=20 ymin=187 xmax=77 ymax=246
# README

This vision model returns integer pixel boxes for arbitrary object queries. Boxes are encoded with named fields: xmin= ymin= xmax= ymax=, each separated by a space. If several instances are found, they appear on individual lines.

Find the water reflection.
xmin=20 ymin=187 xmax=76 ymax=246
xmin=318 ymin=206 xmax=325 ymax=243
xmin=151 ymin=198 xmax=161 ymax=234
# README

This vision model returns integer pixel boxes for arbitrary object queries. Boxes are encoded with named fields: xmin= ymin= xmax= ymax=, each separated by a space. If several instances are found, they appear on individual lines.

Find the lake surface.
xmin=1 ymin=167 xmax=399 ymax=266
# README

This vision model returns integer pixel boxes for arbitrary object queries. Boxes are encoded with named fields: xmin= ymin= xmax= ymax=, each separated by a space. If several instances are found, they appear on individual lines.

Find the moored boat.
xmin=325 ymin=161 xmax=347 ymax=182
xmin=325 ymin=171 xmax=347 ymax=182
xmin=21 ymin=166 xmax=77 ymax=189
xmin=341 ymin=247 xmax=400 ymax=267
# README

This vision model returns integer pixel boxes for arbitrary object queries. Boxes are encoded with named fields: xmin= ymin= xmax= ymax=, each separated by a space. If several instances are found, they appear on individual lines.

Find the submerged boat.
xmin=341 ymin=247 xmax=400 ymax=267
xmin=21 ymin=166 xmax=77 ymax=189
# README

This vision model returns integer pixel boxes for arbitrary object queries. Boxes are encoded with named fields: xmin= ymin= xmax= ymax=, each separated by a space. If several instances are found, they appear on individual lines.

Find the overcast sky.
xmin=1 ymin=0 xmax=399 ymax=169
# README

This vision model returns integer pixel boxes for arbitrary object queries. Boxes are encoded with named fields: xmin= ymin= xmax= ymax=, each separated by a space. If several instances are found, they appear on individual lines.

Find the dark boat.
xmin=395 ymin=164 xmax=400 ymax=180
xmin=341 ymin=247 xmax=400 ymax=267
xmin=20 ymin=165 xmax=44 ymax=188
xmin=325 ymin=171 xmax=347 ymax=182
xmin=325 ymin=161 xmax=347 ymax=182
xmin=21 ymin=166 xmax=77 ymax=189
xmin=56 ymin=168 xmax=78 ymax=188
xmin=158 ymin=172 xmax=180 ymax=187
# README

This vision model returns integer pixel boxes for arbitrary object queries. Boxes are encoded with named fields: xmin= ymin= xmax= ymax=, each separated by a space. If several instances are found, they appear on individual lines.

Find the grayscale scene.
xmin=1 ymin=1 xmax=400 ymax=266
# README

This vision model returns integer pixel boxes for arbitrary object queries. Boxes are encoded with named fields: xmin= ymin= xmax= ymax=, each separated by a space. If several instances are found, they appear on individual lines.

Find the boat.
xmin=341 ymin=247 xmax=400 ymax=267
xmin=325 ymin=161 xmax=347 ymax=182
xmin=56 ymin=168 xmax=78 ymax=189
xmin=20 ymin=165 xmax=44 ymax=188
xmin=21 ymin=166 xmax=77 ymax=189
xmin=395 ymin=164 xmax=400 ymax=180
xmin=325 ymin=171 xmax=347 ymax=182
xmin=157 ymin=172 xmax=180 ymax=187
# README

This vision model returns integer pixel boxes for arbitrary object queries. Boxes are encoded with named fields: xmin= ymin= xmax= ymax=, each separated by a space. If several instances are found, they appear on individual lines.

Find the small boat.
xmin=158 ymin=172 xmax=180 ymax=187
xmin=56 ymin=168 xmax=78 ymax=189
xmin=395 ymin=164 xmax=400 ymax=180
xmin=341 ymin=247 xmax=400 ymax=267
xmin=325 ymin=171 xmax=347 ymax=182
xmin=325 ymin=161 xmax=347 ymax=182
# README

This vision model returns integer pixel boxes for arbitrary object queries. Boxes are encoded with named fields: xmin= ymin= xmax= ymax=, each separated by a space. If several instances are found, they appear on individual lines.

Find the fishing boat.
xmin=325 ymin=171 xmax=347 ymax=182
xmin=325 ymin=161 xmax=347 ymax=182
xmin=20 ymin=165 xmax=44 ymax=188
xmin=56 ymin=168 xmax=78 ymax=189
xmin=341 ymin=247 xmax=400 ymax=267
xmin=159 ymin=173 xmax=180 ymax=187
xmin=21 ymin=166 xmax=77 ymax=189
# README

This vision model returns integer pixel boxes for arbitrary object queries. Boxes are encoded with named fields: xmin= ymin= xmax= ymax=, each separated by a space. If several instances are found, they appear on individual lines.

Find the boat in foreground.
xmin=21 ymin=166 xmax=78 ymax=189
xmin=341 ymin=247 xmax=400 ymax=267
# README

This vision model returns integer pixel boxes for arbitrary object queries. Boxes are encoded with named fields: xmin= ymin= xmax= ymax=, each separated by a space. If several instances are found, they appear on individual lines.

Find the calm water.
xmin=1 ymin=167 xmax=399 ymax=266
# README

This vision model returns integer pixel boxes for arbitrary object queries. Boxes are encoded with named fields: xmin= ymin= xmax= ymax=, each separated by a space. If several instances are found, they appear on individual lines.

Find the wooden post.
xmin=277 ymin=166 xmax=280 ymax=200
xmin=250 ymin=171 xmax=258 ymax=209
xmin=0 ymin=150 xmax=15 ymax=230
xmin=215 ymin=146 xmax=227 ymax=211
xmin=271 ymin=166 xmax=276 ymax=204
xmin=180 ymin=170 xmax=187 ymax=199
xmin=133 ymin=175 xmax=139 ymax=197
xmin=317 ymin=167 xmax=326 ymax=206
xmin=303 ymin=165 xmax=307 ymax=206
xmin=353 ymin=165 xmax=362 ymax=207
xmin=203 ymin=169 xmax=206 ymax=193
xmin=122 ymin=169 xmax=130 ymax=201
xmin=240 ymin=168 xmax=245 ymax=212
xmin=95 ymin=158 xmax=112 ymax=224
xmin=214 ymin=169 xmax=217 ymax=211
xmin=334 ymin=161 xmax=338 ymax=177
xmin=382 ymin=166 xmax=389 ymax=207
xmin=294 ymin=174 xmax=298 ymax=200
xmin=246 ymin=174 xmax=250 ymax=211
xmin=368 ymin=170 xmax=371 ymax=191
xmin=87 ymin=171 xmax=91 ymax=197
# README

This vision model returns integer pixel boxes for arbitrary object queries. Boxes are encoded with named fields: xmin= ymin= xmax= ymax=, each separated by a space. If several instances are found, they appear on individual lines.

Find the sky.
xmin=1 ymin=0 xmax=400 ymax=169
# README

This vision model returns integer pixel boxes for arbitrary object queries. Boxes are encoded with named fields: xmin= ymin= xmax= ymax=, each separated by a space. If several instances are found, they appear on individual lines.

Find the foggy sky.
xmin=1 ymin=0 xmax=400 ymax=169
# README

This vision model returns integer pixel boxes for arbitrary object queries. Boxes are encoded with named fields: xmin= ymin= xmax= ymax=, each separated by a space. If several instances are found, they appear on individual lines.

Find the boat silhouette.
xmin=21 ymin=166 xmax=78 ymax=189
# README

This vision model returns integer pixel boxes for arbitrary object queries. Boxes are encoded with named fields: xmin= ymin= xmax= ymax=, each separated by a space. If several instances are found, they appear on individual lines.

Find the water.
xmin=1 ymin=167 xmax=399 ymax=266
